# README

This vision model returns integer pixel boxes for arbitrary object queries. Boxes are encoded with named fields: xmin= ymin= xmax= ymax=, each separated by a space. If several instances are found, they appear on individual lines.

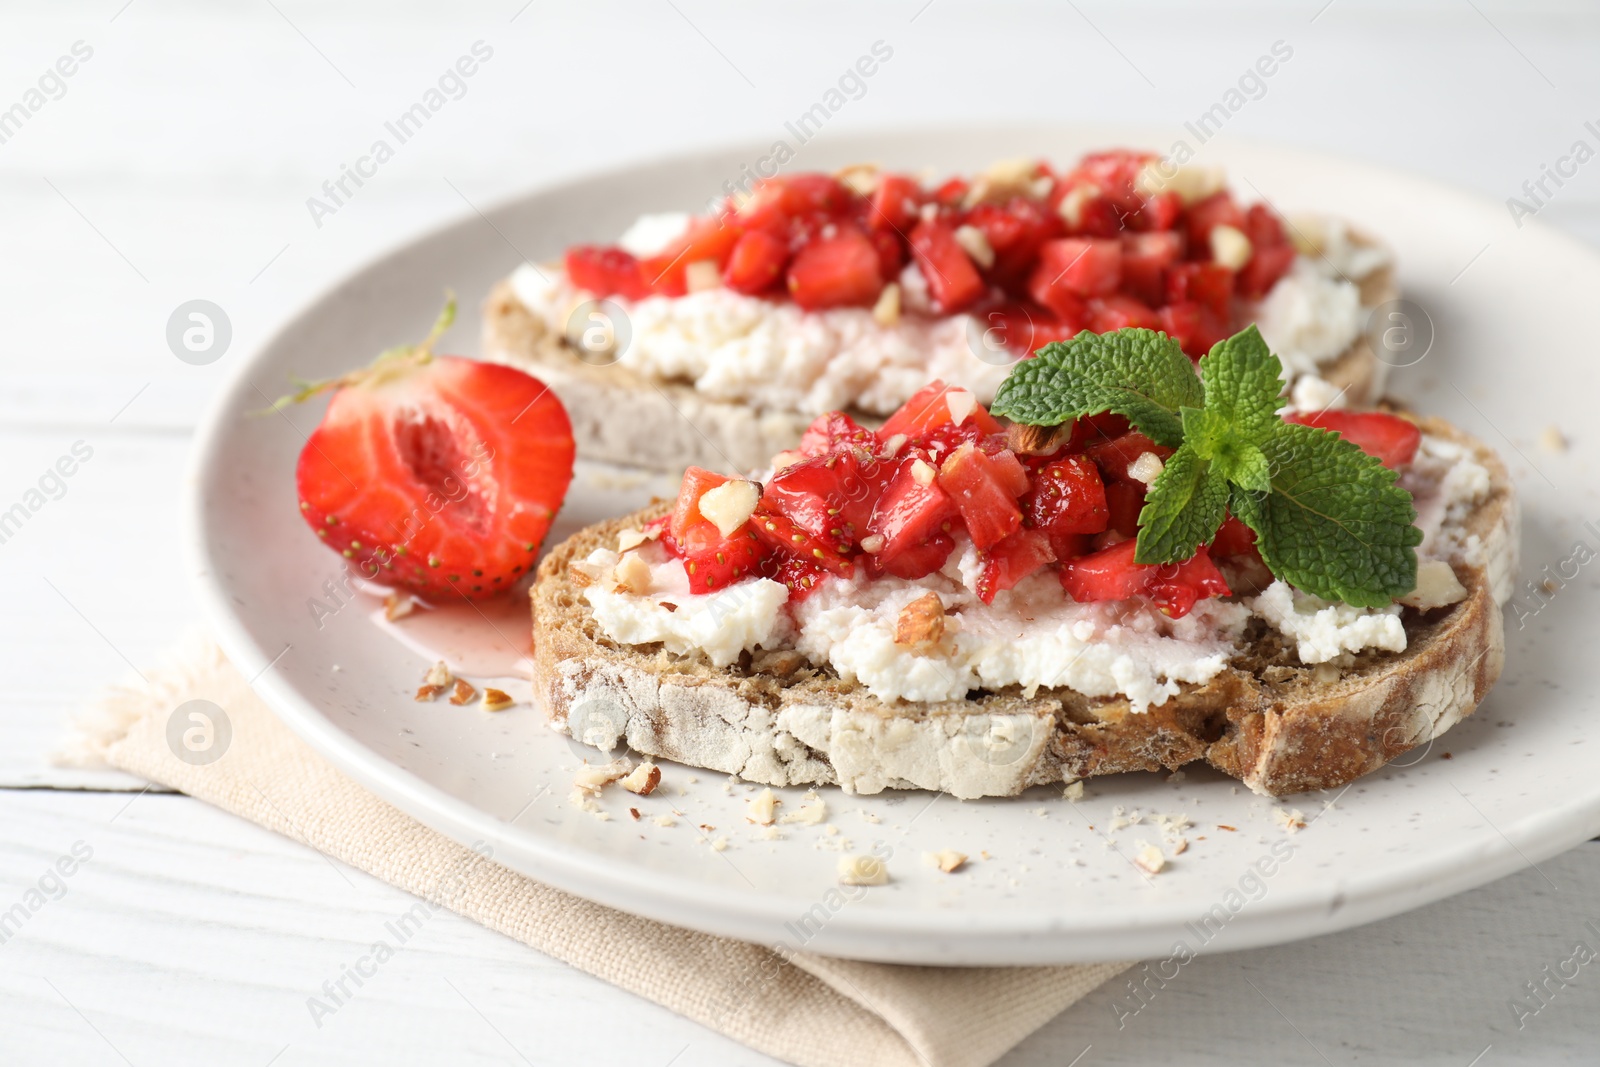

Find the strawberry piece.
xmin=786 ymin=227 xmax=883 ymax=310
xmin=675 ymin=519 xmax=771 ymax=594
xmin=878 ymin=380 xmax=1004 ymax=442
xmin=1243 ymin=203 xmax=1289 ymax=249
xmin=763 ymin=453 xmax=885 ymax=546
xmin=1120 ymin=231 xmax=1184 ymax=306
xmin=938 ymin=444 xmax=1023 ymax=551
xmin=1236 ymin=243 xmax=1296 ymax=301
xmin=564 ymin=245 xmax=650 ymax=301
xmin=1283 ymin=411 xmax=1422 ymax=468
xmin=976 ymin=528 xmax=1055 ymax=604
xmin=908 ymin=219 xmax=986 ymax=313
xmin=867 ymin=459 xmax=958 ymax=563
xmin=1088 ymin=294 xmax=1161 ymax=333
xmin=932 ymin=177 xmax=969 ymax=207
xmin=750 ymin=507 xmax=856 ymax=577
xmin=988 ymin=449 xmax=1031 ymax=498
xmin=866 ymin=226 xmax=906 ymax=281
xmin=972 ymin=301 xmax=1084 ymax=358
xmin=722 ymin=229 xmax=790 ymax=295
xmin=639 ymin=217 xmax=741 ymax=296
xmin=1209 ymin=514 xmax=1259 ymax=558
xmin=670 ymin=466 xmax=731 ymax=543
xmin=1073 ymin=149 xmax=1157 ymax=211
xmin=867 ymin=173 xmax=923 ymax=233
xmin=1023 ymin=454 xmax=1109 ymax=556
xmin=1157 ymin=301 xmax=1232 ymax=359
xmin=798 ymin=411 xmax=877 ymax=456
xmin=1185 ymin=191 xmax=1246 ymax=246
xmin=1164 ymin=262 xmax=1235 ymax=318
xmin=767 ymin=555 xmax=831 ymax=602
xmin=967 ymin=198 xmax=1063 ymax=292
xmin=1131 ymin=190 xmax=1183 ymax=232
xmin=1087 ymin=431 xmax=1174 ymax=483
xmin=867 ymin=532 xmax=955 ymax=581
xmin=1030 ymin=238 xmax=1122 ymax=305
xmin=1068 ymin=412 xmax=1132 ymax=452
xmin=742 ymin=173 xmax=852 ymax=224
xmin=296 ymin=356 xmax=575 ymax=600
xmin=1103 ymin=481 xmax=1147 ymax=539
xmin=1059 ymin=540 xmax=1230 ymax=618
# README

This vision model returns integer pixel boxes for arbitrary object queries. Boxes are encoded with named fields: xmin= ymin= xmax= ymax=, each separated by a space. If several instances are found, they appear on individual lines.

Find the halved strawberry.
xmin=938 ymin=444 xmax=1023 ymax=551
xmin=1059 ymin=540 xmax=1230 ymax=618
xmin=295 ymin=323 xmax=575 ymax=600
xmin=750 ymin=507 xmax=856 ymax=577
xmin=1023 ymin=454 xmax=1109 ymax=557
xmin=1283 ymin=411 xmax=1421 ymax=468
xmin=908 ymin=219 xmax=986 ymax=313
xmin=975 ymin=528 xmax=1055 ymax=604
xmin=787 ymin=227 xmax=883 ymax=310
xmin=564 ymin=245 xmax=650 ymax=301
xmin=722 ymin=229 xmax=790 ymax=295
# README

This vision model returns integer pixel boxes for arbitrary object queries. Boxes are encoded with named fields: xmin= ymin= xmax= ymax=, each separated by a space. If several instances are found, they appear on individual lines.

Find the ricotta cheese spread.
xmin=580 ymin=431 xmax=1484 ymax=711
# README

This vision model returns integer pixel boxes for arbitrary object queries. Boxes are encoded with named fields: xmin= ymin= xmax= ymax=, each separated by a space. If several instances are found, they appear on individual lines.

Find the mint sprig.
xmin=991 ymin=325 xmax=1421 ymax=606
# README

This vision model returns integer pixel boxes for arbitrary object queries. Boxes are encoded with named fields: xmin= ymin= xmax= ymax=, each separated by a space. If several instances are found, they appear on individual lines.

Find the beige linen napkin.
xmin=82 ymin=642 xmax=1129 ymax=1067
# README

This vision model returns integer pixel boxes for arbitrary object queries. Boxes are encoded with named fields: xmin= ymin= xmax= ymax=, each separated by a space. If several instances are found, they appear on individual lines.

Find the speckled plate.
xmin=189 ymin=125 xmax=1600 ymax=964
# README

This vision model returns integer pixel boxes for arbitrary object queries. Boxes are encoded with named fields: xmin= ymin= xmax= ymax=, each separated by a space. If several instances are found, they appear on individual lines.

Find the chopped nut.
xmin=1128 ymin=452 xmax=1165 ymax=486
xmin=698 ymin=479 xmax=761 ymax=538
xmin=1539 ymin=425 xmax=1568 ymax=454
xmin=424 ymin=661 xmax=452 ymax=688
xmin=384 ymin=593 xmax=416 ymax=622
xmin=449 ymin=678 xmax=477 ymax=706
xmin=414 ymin=683 xmax=446 ymax=702
xmin=1273 ymin=808 xmax=1307 ymax=833
xmin=880 ymin=433 xmax=908 ymax=459
xmin=1401 ymin=559 xmax=1468 ymax=611
xmin=1218 ymin=824 xmax=1237 ymax=832
xmin=835 ymin=162 xmax=880 ymax=196
xmin=616 ymin=527 xmax=649 ymax=553
xmin=620 ymin=762 xmax=661 ymax=796
xmin=746 ymin=788 xmax=780 ymax=825
xmin=1210 ymin=224 xmax=1253 ymax=271
xmin=1008 ymin=422 xmax=1070 ymax=456
xmin=481 ymin=688 xmax=514 ymax=712
xmin=628 ymin=807 xmax=641 ymax=821
xmin=944 ymin=387 xmax=978 ymax=426
xmin=780 ymin=799 xmax=828 ymax=825
xmin=653 ymin=814 xmax=677 ymax=828
xmin=925 ymin=849 xmax=968 ymax=873
xmin=1056 ymin=183 xmax=1100 ymax=227
xmin=711 ymin=836 xmax=729 ymax=852
xmin=1134 ymin=161 xmax=1224 ymax=205
xmin=1171 ymin=837 xmax=1189 ymax=855
xmin=838 ymin=854 xmax=889 ymax=886
xmin=1063 ymin=780 xmax=1085 ymax=801
xmin=953 ymin=225 xmax=995 ymax=269
xmin=872 ymin=282 xmax=902 ymax=326
xmin=659 ymin=601 xmax=678 ymax=612
xmin=859 ymin=533 xmax=886 ymax=555
xmin=611 ymin=552 xmax=652 ymax=595
xmin=685 ymin=259 xmax=721 ymax=293
xmin=573 ymin=758 xmax=633 ymax=796
xmin=1286 ymin=213 xmax=1327 ymax=256
xmin=894 ymin=592 xmax=946 ymax=650
xmin=910 ymin=458 xmax=937 ymax=487
xmin=770 ymin=450 xmax=806 ymax=474
xmin=963 ymin=157 xmax=1039 ymax=206
xmin=568 ymin=562 xmax=595 ymax=588
xmin=1133 ymin=843 xmax=1166 ymax=875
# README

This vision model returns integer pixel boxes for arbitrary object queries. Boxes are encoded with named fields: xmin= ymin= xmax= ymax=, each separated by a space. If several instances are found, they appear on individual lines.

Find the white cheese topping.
xmin=1248 ymin=582 xmax=1406 ymax=664
xmin=1251 ymin=257 xmax=1365 ymax=377
xmin=616 ymin=212 xmax=691 ymax=257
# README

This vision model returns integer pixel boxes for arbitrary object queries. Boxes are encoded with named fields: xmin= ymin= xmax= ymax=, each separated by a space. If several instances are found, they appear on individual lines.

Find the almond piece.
xmin=910 ymin=458 xmax=936 ymax=487
xmin=1128 ymin=451 xmax=1165 ymax=486
xmin=779 ymin=798 xmax=828 ymax=825
xmin=424 ymin=661 xmax=452 ymax=687
xmin=698 ymin=479 xmax=760 ymax=538
xmin=838 ymin=854 xmax=889 ymax=886
xmin=615 ymin=527 xmax=648 ymax=553
xmin=384 ymin=593 xmax=416 ymax=622
xmin=1056 ymin=184 xmax=1101 ymax=227
xmin=1134 ymin=844 xmax=1166 ymax=875
xmin=1400 ymin=559 xmax=1468 ymax=611
xmin=612 ymin=552 xmax=652 ymax=595
xmin=449 ymin=678 xmax=477 ymax=706
xmin=1210 ymin=225 xmax=1253 ymax=271
xmin=872 ymin=282 xmax=902 ymax=327
xmin=573 ymin=758 xmax=633 ymax=796
xmin=894 ymin=592 xmax=945 ymax=650
xmin=945 ymin=388 xmax=978 ymax=427
xmin=1008 ymin=422 xmax=1070 ymax=456
xmin=953 ymin=226 xmax=995 ymax=269
xmin=620 ymin=762 xmax=661 ymax=796
xmin=414 ymin=683 xmax=446 ymax=702
xmin=481 ymin=688 xmax=514 ymax=712
xmin=925 ymin=849 xmax=968 ymax=873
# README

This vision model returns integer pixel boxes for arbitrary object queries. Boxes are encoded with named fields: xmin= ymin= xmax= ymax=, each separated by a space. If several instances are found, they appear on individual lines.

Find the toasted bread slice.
xmin=485 ymin=229 xmax=1397 ymax=473
xmin=530 ymin=416 xmax=1511 ymax=799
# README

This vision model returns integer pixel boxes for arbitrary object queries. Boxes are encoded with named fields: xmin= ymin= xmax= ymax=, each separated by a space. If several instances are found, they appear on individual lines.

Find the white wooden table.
xmin=5 ymin=2 xmax=1600 ymax=1062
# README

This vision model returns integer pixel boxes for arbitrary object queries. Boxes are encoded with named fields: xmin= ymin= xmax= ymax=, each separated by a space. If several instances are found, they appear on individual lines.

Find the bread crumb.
xmin=1171 ymin=837 xmax=1189 ymax=855
xmin=858 ymin=809 xmax=880 ymax=825
xmin=1273 ymin=808 xmax=1307 ymax=833
xmin=823 ymin=824 xmax=840 ymax=836
xmin=755 ymin=826 xmax=782 ymax=841
xmin=1134 ymin=843 xmax=1166 ymax=875
xmin=747 ymin=788 xmax=780 ymax=825
xmin=1063 ymin=780 xmax=1085 ymax=801
xmin=686 ymin=775 xmax=699 ymax=784
xmin=652 ymin=814 xmax=677 ymax=828
xmin=711 ymin=836 xmax=729 ymax=852
xmin=924 ymin=849 xmax=968 ymax=873
xmin=1540 ymin=425 xmax=1568 ymax=454
xmin=838 ymin=855 xmax=889 ymax=886
xmin=620 ymin=762 xmax=661 ymax=796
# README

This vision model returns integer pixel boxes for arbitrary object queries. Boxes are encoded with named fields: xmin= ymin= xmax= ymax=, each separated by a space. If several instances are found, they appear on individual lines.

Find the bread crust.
xmin=531 ymin=417 xmax=1516 ymax=798
xmin=484 ymin=229 xmax=1397 ymax=473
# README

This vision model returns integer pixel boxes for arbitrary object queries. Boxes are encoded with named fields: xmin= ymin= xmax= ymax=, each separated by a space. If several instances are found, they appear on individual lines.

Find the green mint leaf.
xmin=990 ymin=329 xmax=1201 ymax=447
xmin=1229 ymin=423 xmax=1422 ymax=607
xmin=1197 ymin=325 xmax=1283 ymax=447
xmin=1134 ymin=444 xmax=1229 ymax=565
xmin=1213 ymin=443 xmax=1271 ymax=494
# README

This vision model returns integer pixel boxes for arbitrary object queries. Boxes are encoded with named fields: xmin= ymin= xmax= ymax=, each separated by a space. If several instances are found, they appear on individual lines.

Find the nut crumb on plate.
xmin=448 ymin=678 xmax=477 ymax=706
xmin=384 ymin=593 xmax=417 ymax=621
xmin=838 ymin=855 xmax=889 ymax=886
xmin=1134 ymin=844 xmax=1166 ymax=875
xmin=1273 ymin=808 xmax=1308 ymax=832
xmin=781 ymin=799 xmax=828 ymax=825
xmin=621 ymin=762 xmax=661 ymax=795
xmin=481 ymin=688 xmax=514 ymax=712
xmin=746 ymin=788 xmax=780 ymax=825
xmin=924 ymin=849 xmax=968 ymax=873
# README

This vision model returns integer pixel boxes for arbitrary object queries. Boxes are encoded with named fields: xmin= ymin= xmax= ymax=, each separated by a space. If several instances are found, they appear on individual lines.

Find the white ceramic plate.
xmin=191 ymin=125 xmax=1600 ymax=965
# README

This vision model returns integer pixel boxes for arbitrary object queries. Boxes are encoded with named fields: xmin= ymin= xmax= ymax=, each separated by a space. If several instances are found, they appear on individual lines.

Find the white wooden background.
xmin=4 ymin=1 xmax=1600 ymax=1063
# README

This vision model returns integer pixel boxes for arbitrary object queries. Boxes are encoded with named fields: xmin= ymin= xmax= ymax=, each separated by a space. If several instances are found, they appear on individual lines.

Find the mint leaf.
xmin=1134 ymin=444 xmax=1229 ymax=565
xmin=1213 ymin=444 xmax=1271 ymax=494
xmin=1197 ymin=325 xmax=1282 ymax=446
xmin=1229 ymin=423 xmax=1421 ymax=607
xmin=991 ymin=329 xmax=1200 ymax=447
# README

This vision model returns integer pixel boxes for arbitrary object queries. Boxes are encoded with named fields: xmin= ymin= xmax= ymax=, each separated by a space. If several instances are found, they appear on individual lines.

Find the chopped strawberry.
xmin=675 ymin=519 xmax=771 ymax=594
xmin=787 ymin=227 xmax=883 ymax=310
xmin=750 ymin=507 xmax=856 ymax=577
xmin=866 ymin=173 xmax=923 ymax=233
xmin=988 ymin=449 xmax=1031 ymax=497
xmin=564 ymin=245 xmax=650 ymax=301
xmin=670 ymin=466 xmax=731 ymax=543
xmin=1059 ymin=540 xmax=1230 ymax=618
xmin=296 ymin=353 xmax=575 ymax=600
xmin=722 ymin=229 xmax=790 ymax=295
xmin=1236 ymin=243 xmax=1296 ymax=301
xmin=763 ymin=452 xmax=886 ymax=546
xmin=1185 ymin=191 xmax=1246 ymax=246
xmin=639 ymin=217 xmax=741 ymax=296
xmin=1243 ymin=203 xmax=1288 ymax=250
xmin=937 ymin=444 xmax=1023 ymax=551
xmin=868 ymin=532 xmax=955 ymax=580
xmin=743 ymin=173 xmax=851 ymax=224
xmin=867 ymin=459 xmax=958 ymax=563
xmin=976 ymin=528 xmax=1055 ymax=604
xmin=1086 ymin=431 xmax=1174 ymax=482
xmin=908 ymin=219 xmax=986 ymax=313
xmin=866 ymin=226 xmax=906 ymax=280
xmin=1023 ymin=454 xmax=1109 ymax=557
xmin=1283 ymin=411 xmax=1422 ymax=468
xmin=1068 ymin=412 xmax=1132 ymax=451
xmin=1120 ymin=232 xmax=1183 ymax=306
xmin=1164 ymin=262 xmax=1235 ymax=318
xmin=932 ymin=177 xmax=969 ymax=207
xmin=877 ymin=380 xmax=1004 ymax=441
xmin=1157 ymin=301 xmax=1232 ymax=359
xmin=1103 ymin=481 xmax=1147 ymax=539
xmin=1088 ymin=294 xmax=1161 ymax=333
xmin=1030 ymin=238 xmax=1122 ymax=305
xmin=799 ymin=411 xmax=878 ymax=456
xmin=1073 ymin=149 xmax=1156 ymax=210
xmin=767 ymin=556 xmax=831 ymax=601
xmin=967 ymin=198 xmax=1062 ymax=292
xmin=1209 ymin=514 xmax=1259 ymax=558
xmin=1131 ymin=190 xmax=1183 ymax=232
